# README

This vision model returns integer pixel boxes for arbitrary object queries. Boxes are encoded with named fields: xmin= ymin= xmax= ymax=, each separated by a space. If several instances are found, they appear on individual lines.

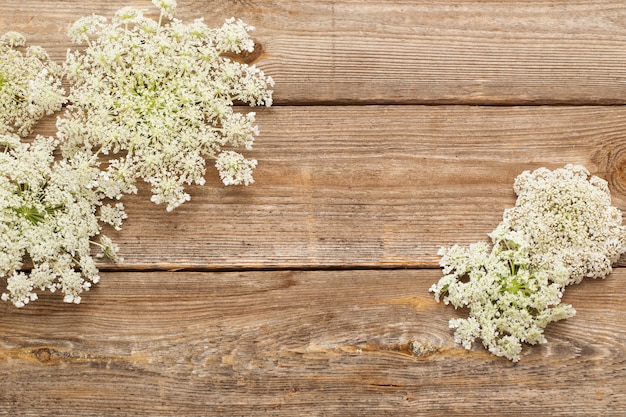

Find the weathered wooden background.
xmin=2 ymin=1 xmax=626 ymax=415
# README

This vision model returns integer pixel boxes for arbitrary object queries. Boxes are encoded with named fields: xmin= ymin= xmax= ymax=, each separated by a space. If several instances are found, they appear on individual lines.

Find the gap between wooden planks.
xmin=1 ymin=269 xmax=625 ymax=416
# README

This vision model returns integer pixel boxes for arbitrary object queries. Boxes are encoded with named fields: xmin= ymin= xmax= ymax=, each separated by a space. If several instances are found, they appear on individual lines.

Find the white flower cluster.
xmin=431 ymin=165 xmax=626 ymax=361
xmin=0 ymin=134 xmax=124 ymax=307
xmin=59 ymin=1 xmax=274 ymax=211
xmin=503 ymin=164 xmax=625 ymax=285
xmin=0 ymin=32 xmax=65 ymax=136
xmin=0 ymin=0 xmax=272 ymax=307
xmin=433 ymin=233 xmax=576 ymax=362
xmin=152 ymin=0 xmax=177 ymax=20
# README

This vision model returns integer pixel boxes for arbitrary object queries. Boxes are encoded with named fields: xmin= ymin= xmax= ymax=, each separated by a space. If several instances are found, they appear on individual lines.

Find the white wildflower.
xmin=2 ymin=272 xmax=37 ymax=308
xmin=0 ymin=32 xmax=65 ymax=136
xmin=216 ymin=18 xmax=256 ymax=54
xmin=1 ymin=31 xmax=26 ymax=47
xmin=99 ymin=202 xmax=127 ymax=231
xmin=58 ymin=2 xmax=273 ymax=210
xmin=68 ymin=14 xmax=107 ymax=44
xmin=96 ymin=235 xmax=121 ymax=263
xmin=431 ymin=232 xmax=576 ymax=362
xmin=504 ymin=164 xmax=626 ymax=285
xmin=216 ymin=151 xmax=257 ymax=186
xmin=152 ymin=0 xmax=177 ymax=20
xmin=0 ymin=134 xmax=124 ymax=307
xmin=113 ymin=7 xmax=145 ymax=25
xmin=431 ymin=165 xmax=625 ymax=361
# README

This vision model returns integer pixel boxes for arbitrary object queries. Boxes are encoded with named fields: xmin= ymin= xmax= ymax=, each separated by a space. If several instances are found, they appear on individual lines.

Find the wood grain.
xmin=1 ymin=269 xmax=625 ymax=416
xmin=28 ymin=106 xmax=626 ymax=270
xmin=2 ymin=0 xmax=626 ymax=104
xmin=3 ymin=1 xmax=626 ymax=415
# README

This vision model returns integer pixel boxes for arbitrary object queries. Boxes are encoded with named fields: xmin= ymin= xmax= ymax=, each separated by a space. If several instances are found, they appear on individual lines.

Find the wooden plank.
xmin=28 ymin=105 xmax=625 ymax=269
xmin=3 ymin=0 xmax=626 ymax=104
xmin=1 ymin=269 xmax=625 ymax=416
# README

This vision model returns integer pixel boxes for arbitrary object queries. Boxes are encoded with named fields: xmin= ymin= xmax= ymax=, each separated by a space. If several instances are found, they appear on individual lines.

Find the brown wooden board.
xmin=27 ymin=106 xmax=626 ymax=270
xmin=1 ymin=269 xmax=625 ymax=416
xmin=2 ymin=0 xmax=626 ymax=104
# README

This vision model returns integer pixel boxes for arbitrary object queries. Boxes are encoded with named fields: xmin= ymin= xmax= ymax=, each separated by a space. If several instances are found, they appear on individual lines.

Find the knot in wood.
xmin=33 ymin=348 xmax=52 ymax=363
xmin=242 ymin=42 xmax=264 ymax=64
xmin=223 ymin=42 xmax=264 ymax=64
xmin=592 ymin=145 xmax=626 ymax=199
xmin=616 ymin=154 xmax=626 ymax=193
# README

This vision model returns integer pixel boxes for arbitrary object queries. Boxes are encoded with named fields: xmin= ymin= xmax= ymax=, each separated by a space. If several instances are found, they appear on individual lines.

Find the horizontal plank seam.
xmin=57 ymin=101 xmax=626 ymax=110
xmin=94 ymin=264 xmax=625 ymax=274
xmin=269 ymin=101 xmax=626 ymax=107
xmin=96 ymin=264 xmax=442 ymax=273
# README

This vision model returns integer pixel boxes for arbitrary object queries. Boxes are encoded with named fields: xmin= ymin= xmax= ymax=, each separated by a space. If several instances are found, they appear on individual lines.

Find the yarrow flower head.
xmin=431 ymin=165 xmax=626 ymax=361
xmin=0 ymin=134 xmax=125 ymax=307
xmin=58 ymin=0 xmax=274 ymax=211
xmin=0 ymin=32 xmax=66 ymax=136
xmin=502 ymin=164 xmax=626 ymax=285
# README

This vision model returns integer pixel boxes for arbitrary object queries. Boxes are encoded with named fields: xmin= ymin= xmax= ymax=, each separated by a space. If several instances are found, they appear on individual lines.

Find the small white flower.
xmin=0 ymin=32 xmax=26 ymax=47
xmin=99 ymin=202 xmax=127 ymax=231
xmin=59 ymin=3 xmax=272 ymax=210
xmin=3 ymin=272 xmax=36 ymax=308
xmin=0 ymin=134 xmax=123 ymax=307
xmin=96 ymin=235 xmax=122 ymax=263
xmin=113 ymin=7 xmax=145 ymax=25
xmin=152 ymin=0 xmax=177 ymax=20
xmin=215 ymin=151 xmax=257 ymax=186
xmin=217 ymin=18 xmax=256 ymax=53
xmin=0 ymin=33 xmax=65 ymax=136
xmin=68 ymin=14 xmax=107 ymax=44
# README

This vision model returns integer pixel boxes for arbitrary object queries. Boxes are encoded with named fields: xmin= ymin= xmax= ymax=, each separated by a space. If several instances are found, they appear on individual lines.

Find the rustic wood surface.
xmin=2 ymin=1 xmax=626 ymax=416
